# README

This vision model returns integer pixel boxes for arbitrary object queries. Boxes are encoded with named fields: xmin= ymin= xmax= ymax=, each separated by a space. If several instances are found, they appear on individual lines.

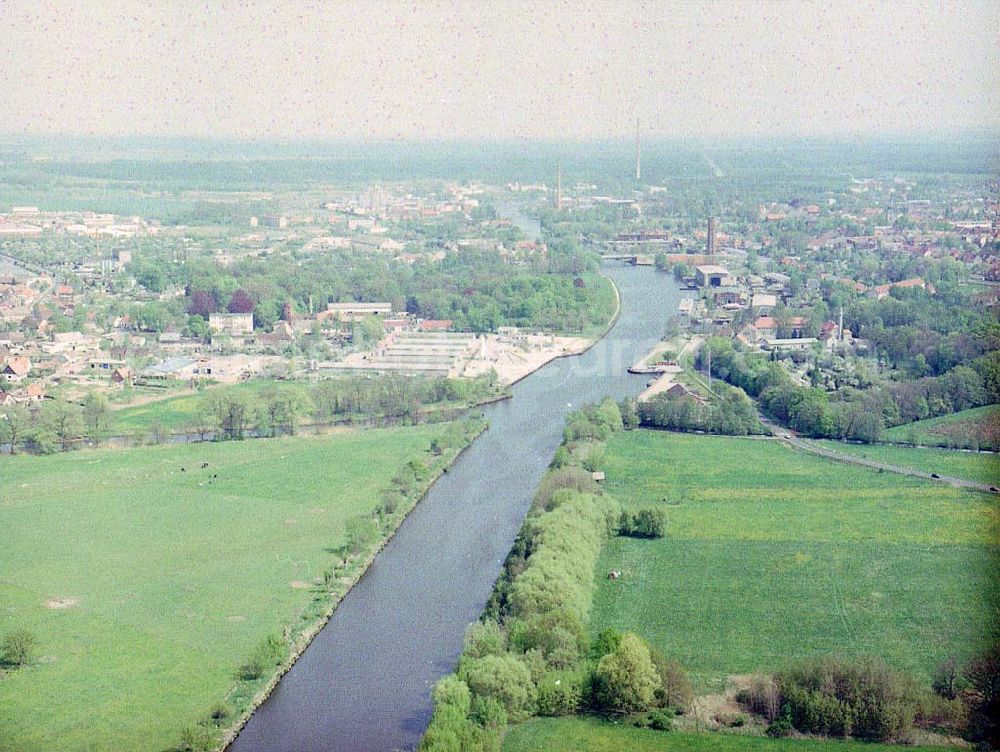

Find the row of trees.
xmin=0 ymin=375 xmax=499 ymax=455
xmin=423 ymin=401 xmax=693 ymax=750
xmin=0 ymin=394 xmax=110 ymax=454
xmin=636 ymin=384 xmax=763 ymax=436
xmin=738 ymin=651 xmax=999 ymax=747
xmin=698 ymin=337 xmax=996 ymax=443
xmin=119 ymin=245 xmax=616 ymax=336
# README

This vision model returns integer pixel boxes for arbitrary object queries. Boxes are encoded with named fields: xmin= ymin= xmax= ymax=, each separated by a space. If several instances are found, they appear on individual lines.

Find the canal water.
xmin=229 ymin=263 xmax=681 ymax=752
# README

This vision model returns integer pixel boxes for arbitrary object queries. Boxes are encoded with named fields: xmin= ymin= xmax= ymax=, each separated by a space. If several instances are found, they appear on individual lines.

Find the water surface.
xmin=229 ymin=263 xmax=681 ymax=751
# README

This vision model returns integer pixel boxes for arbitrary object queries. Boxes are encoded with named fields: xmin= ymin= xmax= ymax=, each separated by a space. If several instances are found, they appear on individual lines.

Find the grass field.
xmin=590 ymin=430 xmax=999 ymax=690
xmin=814 ymin=440 xmax=999 ymax=486
xmin=0 ymin=424 xmax=461 ymax=752
xmin=502 ymin=717 xmax=961 ymax=751
xmin=109 ymin=380 xmax=303 ymax=434
xmin=883 ymin=405 xmax=1000 ymax=450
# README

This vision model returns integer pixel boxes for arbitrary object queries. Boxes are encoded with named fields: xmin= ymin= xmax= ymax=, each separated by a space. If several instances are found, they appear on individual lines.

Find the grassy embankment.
xmin=590 ymin=430 xmax=999 ymax=691
xmin=503 ymin=716 xmax=957 ymax=752
xmin=106 ymin=378 xmax=505 ymax=437
xmin=0 ymin=421 xmax=480 ymax=752
xmin=883 ymin=405 xmax=1000 ymax=451
xmin=814 ymin=439 xmax=999 ymax=486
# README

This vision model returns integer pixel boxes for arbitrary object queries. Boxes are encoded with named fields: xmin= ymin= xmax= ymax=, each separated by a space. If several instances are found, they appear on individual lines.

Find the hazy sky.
xmin=2 ymin=0 xmax=997 ymax=140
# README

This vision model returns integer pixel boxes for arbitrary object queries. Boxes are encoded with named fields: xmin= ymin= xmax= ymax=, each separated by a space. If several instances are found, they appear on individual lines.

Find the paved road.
xmin=759 ymin=415 xmax=997 ymax=494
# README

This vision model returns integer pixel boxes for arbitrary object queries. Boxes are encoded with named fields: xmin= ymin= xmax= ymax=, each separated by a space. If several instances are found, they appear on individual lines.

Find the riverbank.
xmin=226 ymin=264 xmax=682 ymax=752
xmin=218 ymin=419 xmax=486 ymax=751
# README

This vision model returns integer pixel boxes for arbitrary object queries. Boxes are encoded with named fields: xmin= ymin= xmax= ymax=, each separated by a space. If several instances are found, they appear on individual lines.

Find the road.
xmin=759 ymin=415 xmax=997 ymax=494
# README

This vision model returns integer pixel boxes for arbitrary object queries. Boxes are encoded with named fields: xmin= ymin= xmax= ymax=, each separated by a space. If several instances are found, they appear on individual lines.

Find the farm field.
xmin=814 ymin=439 xmax=999 ymax=486
xmin=590 ymin=430 xmax=999 ymax=690
xmin=0 ymin=424 xmax=464 ymax=752
xmin=502 ymin=717 xmax=962 ymax=752
xmin=883 ymin=405 xmax=1000 ymax=450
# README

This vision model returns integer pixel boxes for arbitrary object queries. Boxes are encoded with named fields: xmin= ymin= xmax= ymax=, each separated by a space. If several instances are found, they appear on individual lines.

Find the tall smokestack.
xmin=556 ymin=162 xmax=563 ymax=211
xmin=707 ymin=217 xmax=717 ymax=257
xmin=635 ymin=118 xmax=641 ymax=182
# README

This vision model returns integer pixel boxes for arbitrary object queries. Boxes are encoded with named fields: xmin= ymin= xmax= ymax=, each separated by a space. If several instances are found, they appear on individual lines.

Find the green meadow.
xmin=590 ymin=430 xmax=999 ymax=690
xmin=883 ymin=404 xmax=1000 ymax=450
xmin=0 ymin=424 xmax=458 ymax=752
xmin=502 ymin=716 xmax=962 ymax=752
xmin=109 ymin=380 xmax=304 ymax=433
xmin=814 ymin=439 xmax=999 ymax=486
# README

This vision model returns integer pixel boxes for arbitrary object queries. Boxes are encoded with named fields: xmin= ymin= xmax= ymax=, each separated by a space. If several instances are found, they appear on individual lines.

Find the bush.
xmin=459 ymin=654 xmax=537 ymax=722
xmin=208 ymin=701 xmax=232 ymax=726
xmin=533 ymin=466 xmax=599 ymax=511
xmin=178 ymin=724 xmax=215 ymax=752
xmin=635 ymin=708 xmax=675 ymax=731
xmin=506 ymin=491 xmax=620 ymax=622
xmin=433 ymin=675 xmax=472 ymax=715
xmin=593 ymin=632 xmax=660 ymax=715
xmin=649 ymin=650 xmax=693 ymax=712
xmin=1 ymin=629 xmax=37 ymax=666
xmin=735 ymin=673 xmax=780 ymax=721
xmin=777 ymin=656 xmax=918 ymax=741
xmin=618 ymin=507 xmax=667 ymax=538
xmin=238 ymin=633 xmax=284 ymax=680
xmin=766 ymin=706 xmax=793 ymax=738
xmin=590 ymin=628 xmax=621 ymax=660
xmin=507 ymin=610 xmax=588 ymax=669
xmin=535 ymin=669 xmax=585 ymax=716
xmin=463 ymin=620 xmax=506 ymax=659
xmin=964 ymin=645 xmax=1000 ymax=748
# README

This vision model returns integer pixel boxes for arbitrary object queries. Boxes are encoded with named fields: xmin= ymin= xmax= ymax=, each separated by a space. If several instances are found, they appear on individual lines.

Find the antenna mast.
xmin=635 ymin=117 xmax=641 ymax=182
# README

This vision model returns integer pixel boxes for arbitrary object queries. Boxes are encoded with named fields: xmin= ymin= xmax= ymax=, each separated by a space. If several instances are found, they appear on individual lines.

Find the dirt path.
xmin=759 ymin=414 xmax=997 ymax=494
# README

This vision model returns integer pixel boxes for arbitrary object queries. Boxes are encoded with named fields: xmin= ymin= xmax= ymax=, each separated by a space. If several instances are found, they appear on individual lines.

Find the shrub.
xmin=463 ymin=620 xmax=506 ymax=659
xmin=238 ymin=633 xmax=284 ymax=680
xmin=470 ymin=694 xmax=508 ymax=731
xmin=766 ymin=705 xmax=793 ymax=738
xmin=507 ymin=610 xmax=588 ymax=669
xmin=533 ymin=466 xmax=598 ymax=511
xmin=507 ymin=491 xmax=620 ymax=622
xmin=178 ymin=724 xmax=215 ymax=752
xmin=648 ymin=650 xmax=693 ymax=712
xmin=735 ymin=673 xmax=781 ymax=721
xmin=618 ymin=507 xmax=666 ymax=538
xmin=964 ymin=645 xmax=1000 ymax=748
xmin=593 ymin=632 xmax=660 ymax=715
xmin=649 ymin=708 xmax=675 ymax=730
xmin=590 ymin=628 xmax=621 ymax=660
xmin=459 ymin=654 xmax=537 ymax=722
xmin=535 ymin=670 xmax=585 ymax=716
xmin=1 ymin=629 xmax=37 ymax=666
xmin=931 ymin=656 xmax=963 ymax=700
xmin=777 ymin=656 xmax=917 ymax=741
xmin=433 ymin=675 xmax=472 ymax=715
xmin=419 ymin=703 xmax=477 ymax=752
xmin=208 ymin=701 xmax=232 ymax=726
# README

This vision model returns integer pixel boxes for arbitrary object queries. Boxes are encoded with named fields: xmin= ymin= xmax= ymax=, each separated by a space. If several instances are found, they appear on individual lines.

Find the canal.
xmin=229 ymin=262 xmax=682 ymax=751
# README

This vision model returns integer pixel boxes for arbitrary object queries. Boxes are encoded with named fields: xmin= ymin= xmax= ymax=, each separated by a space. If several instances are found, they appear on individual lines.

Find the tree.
xmin=83 ymin=391 xmax=111 ymax=442
xmin=1 ymin=628 xmax=37 ymax=666
xmin=41 ymin=400 xmax=84 ymax=451
xmin=458 ymin=654 xmax=537 ymax=721
xmin=187 ymin=289 xmax=217 ymax=317
xmin=964 ymin=646 xmax=1000 ymax=748
xmin=0 ymin=402 xmax=30 ymax=454
xmin=593 ymin=632 xmax=660 ymax=714
xmin=227 ymin=288 xmax=254 ymax=314
xmin=203 ymin=392 xmax=254 ymax=440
